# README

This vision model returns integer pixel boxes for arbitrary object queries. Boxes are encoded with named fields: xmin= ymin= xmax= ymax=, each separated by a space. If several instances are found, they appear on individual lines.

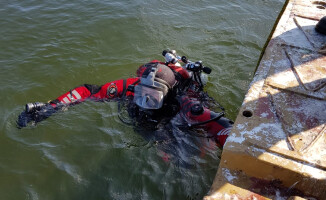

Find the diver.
xmin=17 ymin=50 xmax=233 ymax=148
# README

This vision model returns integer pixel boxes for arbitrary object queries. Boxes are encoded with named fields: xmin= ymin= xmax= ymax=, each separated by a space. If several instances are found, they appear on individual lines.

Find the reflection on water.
xmin=0 ymin=0 xmax=285 ymax=199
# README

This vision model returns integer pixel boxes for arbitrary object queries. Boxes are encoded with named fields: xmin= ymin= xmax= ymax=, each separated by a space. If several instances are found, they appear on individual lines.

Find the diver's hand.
xmin=17 ymin=103 xmax=56 ymax=128
xmin=17 ymin=111 xmax=33 ymax=128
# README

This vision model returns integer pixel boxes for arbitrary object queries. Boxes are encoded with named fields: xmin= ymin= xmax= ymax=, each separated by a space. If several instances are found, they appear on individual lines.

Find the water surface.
xmin=0 ymin=0 xmax=285 ymax=199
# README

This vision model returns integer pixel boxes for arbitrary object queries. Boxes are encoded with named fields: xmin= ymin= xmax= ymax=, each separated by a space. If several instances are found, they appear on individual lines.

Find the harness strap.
xmin=187 ymin=112 xmax=225 ymax=128
xmin=127 ymin=79 xmax=141 ymax=93
xmin=122 ymin=79 xmax=127 ymax=97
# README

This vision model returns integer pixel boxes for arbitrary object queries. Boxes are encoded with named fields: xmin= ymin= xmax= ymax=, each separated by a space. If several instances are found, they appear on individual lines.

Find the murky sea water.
xmin=0 ymin=0 xmax=285 ymax=199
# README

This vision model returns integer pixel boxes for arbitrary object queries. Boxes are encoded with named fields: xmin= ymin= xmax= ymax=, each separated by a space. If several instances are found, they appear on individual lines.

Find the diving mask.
xmin=134 ymin=67 xmax=169 ymax=109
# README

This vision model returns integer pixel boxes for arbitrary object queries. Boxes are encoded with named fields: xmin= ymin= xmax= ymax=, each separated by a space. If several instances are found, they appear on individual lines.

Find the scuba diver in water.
xmin=17 ymin=50 xmax=233 ymax=148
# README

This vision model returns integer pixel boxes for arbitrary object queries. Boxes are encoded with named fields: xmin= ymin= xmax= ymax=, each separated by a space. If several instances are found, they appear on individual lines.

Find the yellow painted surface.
xmin=287 ymin=196 xmax=308 ymax=200
xmin=205 ymin=0 xmax=326 ymax=199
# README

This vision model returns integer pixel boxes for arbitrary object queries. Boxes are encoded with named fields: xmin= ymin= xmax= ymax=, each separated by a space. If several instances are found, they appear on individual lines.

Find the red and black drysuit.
xmin=17 ymin=60 xmax=232 ymax=147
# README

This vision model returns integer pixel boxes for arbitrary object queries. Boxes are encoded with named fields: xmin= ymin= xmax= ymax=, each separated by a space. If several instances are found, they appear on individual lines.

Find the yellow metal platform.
xmin=205 ymin=0 xmax=326 ymax=199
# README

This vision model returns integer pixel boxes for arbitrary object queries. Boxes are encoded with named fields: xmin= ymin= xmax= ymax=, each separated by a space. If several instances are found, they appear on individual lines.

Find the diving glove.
xmin=17 ymin=103 xmax=56 ymax=128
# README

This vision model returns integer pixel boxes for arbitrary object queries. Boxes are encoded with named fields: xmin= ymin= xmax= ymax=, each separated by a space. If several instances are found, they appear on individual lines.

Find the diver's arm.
xmin=48 ymin=84 xmax=95 ymax=107
xmin=17 ymin=78 xmax=140 ymax=128
xmin=17 ymin=84 xmax=97 ymax=128
xmin=177 ymin=95 xmax=232 ymax=148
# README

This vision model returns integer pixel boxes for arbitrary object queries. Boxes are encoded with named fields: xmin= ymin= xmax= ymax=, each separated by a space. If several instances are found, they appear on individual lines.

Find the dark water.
xmin=0 ymin=0 xmax=285 ymax=199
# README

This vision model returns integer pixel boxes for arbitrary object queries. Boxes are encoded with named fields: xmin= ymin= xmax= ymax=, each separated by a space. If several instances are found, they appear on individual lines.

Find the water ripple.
xmin=41 ymin=149 xmax=84 ymax=184
xmin=0 ymin=0 xmax=285 ymax=199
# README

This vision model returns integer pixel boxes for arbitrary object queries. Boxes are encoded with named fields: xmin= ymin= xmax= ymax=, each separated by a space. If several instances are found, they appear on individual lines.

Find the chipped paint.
xmin=226 ymin=122 xmax=286 ymax=147
xmin=222 ymin=168 xmax=237 ymax=183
